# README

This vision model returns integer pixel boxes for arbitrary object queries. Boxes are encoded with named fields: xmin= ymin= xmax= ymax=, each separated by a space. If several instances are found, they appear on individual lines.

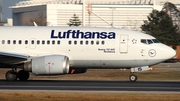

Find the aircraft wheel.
xmin=129 ymin=74 xmax=137 ymax=82
xmin=18 ymin=70 xmax=29 ymax=81
xmin=5 ymin=70 xmax=17 ymax=81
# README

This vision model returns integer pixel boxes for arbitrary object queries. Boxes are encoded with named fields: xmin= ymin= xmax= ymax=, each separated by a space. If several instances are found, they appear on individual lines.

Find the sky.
xmin=2 ymin=0 xmax=22 ymax=22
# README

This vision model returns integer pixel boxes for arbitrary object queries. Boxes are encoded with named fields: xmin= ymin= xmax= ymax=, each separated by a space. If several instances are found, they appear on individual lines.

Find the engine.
xmin=23 ymin=55 xmax=69 ymax=75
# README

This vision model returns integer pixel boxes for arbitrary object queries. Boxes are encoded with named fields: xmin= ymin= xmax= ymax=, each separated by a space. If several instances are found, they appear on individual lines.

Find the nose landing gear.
xmin=129 ymin=74 xmax=138 ymax=82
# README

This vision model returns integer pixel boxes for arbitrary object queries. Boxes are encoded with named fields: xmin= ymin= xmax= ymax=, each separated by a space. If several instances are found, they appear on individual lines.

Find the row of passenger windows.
xmin=141 ymin=39 xmax=160 ymax=44
xmin=1 ymin=40 xmax=60 ymax=45
xmin=1 ymin=40 xmax=105 ymax=45
xmin=68 ymin=40 xmax=105 ymax=45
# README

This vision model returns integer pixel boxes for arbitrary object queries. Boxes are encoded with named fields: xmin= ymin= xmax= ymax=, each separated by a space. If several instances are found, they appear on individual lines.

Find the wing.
xmin=0 ymin=51 xmax=30 ymax=66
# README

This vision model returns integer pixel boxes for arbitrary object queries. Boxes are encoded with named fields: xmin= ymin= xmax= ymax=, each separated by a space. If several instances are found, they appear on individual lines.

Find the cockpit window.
xmin=141 ymin=39 xmax=147 ymax=44
xmin=152 ymin=39 xmax=160 ymax=43
xmin=141 ymin=39 xmax=160 ymax=44
xmin=147 ymin=39 xmax=153 ymax=44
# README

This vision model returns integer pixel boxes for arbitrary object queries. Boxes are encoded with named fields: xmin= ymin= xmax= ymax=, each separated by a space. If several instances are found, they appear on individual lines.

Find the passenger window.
xmin=42 ymin=40 xmax=45 ymax=45
xmin=85 ymin=41 xmax=88 ymax=45
xmin=69 ymin=41 xmax=72 ymax=45
xmin=80 ymin=41 xmax=83 ymax=45
xmin=13 ymin=40 xmax=16 ymax=44
xmin=25 ymin=40 xmax=28 ymax=44
xmin=96 ymin=41 xmax=99 ymax=45
xmin=74 ymin=41 xmax=77 ymax=45
xmin=147 ymin=39 xmax=153 ymax=44
xmin=91 ymin=41 xmax=94 ymax=45
xmin=31 ymin=40 xmax=34 ymax=44
xmin=19 ymin=40 xmax=22 ymax=44
xmin=102 ymin=41 xmax=105 ymax=45
xmin=2 ymin=40 xmax=5 ymax=44
xmin=141 ymin=39 xmax=147 ymax=44
xmin=37 ymin=40 xmax=40 ymax=44
xmin=52 ymin=40 xmax=55 ymax=45
xmin=7 ymin=40 xmax=10 ymax=44
xmin=57 ymin=40 xmax=60 ymax=45
xmin=47 ymin=40 xmax=50 ymax=45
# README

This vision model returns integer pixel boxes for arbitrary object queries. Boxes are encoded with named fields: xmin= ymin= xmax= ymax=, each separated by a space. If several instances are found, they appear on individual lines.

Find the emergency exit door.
xmin=119 ymin=35 xmax=128 ymax=53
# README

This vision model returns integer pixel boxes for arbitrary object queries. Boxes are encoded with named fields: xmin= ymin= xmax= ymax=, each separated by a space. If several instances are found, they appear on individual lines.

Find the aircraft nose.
xmin=162 ymin=45 xmax=176 ymax=60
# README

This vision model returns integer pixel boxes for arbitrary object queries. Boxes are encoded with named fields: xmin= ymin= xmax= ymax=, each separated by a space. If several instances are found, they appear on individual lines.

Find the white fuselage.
xmin=0 ymin=26 xmax=176 ymax=68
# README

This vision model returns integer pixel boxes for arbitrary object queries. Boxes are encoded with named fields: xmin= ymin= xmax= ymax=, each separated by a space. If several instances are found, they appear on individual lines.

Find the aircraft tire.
xmin=129 ymin=74 xmax=137 ymax=82
xmin=18 ymin=70 xmax=29 ymax=81
xmin=5 ymin=70 xmax=17 ymax=81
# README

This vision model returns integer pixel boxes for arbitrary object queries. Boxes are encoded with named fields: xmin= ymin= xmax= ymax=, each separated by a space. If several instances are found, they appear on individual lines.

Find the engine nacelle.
xmin=69 ymin=68 xmax=87 ymax=74
xmin=24 ymin=55 xmax=69 ymax=75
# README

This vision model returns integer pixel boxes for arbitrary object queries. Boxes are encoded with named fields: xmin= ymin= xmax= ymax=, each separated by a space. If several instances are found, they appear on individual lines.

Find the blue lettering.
xmin=108 ymin=32 xmax=116 ymax=39
xmin=92 ymin=32 xmax=100 ymax=39
xmin=66 ymin=30 xmax=71 ymax=38
xmin=50 ymin=30 xmax=116 ymax=39
xmin=77 ymin=30 xmax=84 ymax=38
xmin=51 ymin=30 xmax=58 ymax=38
xmin=100 ymin=32 xmax=107 ymax=39
xmin=84 ymin=32 xmax=91 ymax=39
xmin=72 ymin=30 xmax=78 ymax=38
xmin=138 ymin=67 xmax=142 ymax=71
xmin=58 ymin=32 xmax=66 ymax=38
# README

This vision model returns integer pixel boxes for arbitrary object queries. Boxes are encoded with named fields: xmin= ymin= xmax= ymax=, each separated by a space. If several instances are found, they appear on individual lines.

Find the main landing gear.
xmin=5 ymin=69 xmax=30 ymax=81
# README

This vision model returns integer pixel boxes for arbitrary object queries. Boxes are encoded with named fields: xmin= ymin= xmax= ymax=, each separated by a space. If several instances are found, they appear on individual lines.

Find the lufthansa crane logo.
xmin=148 ymin=49 xmax=156 ymax=57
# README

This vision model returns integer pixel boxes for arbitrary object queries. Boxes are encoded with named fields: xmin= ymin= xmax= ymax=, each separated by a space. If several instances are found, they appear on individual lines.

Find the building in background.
xmin=11 ymin=0 xmax=180 ymax=30
xmin=4 ymin=18 xmax=13 ymax=26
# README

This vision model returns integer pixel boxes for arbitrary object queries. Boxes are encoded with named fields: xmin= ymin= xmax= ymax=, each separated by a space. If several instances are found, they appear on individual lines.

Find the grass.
xmin=0 ymin=92 xmax=179 ymax=101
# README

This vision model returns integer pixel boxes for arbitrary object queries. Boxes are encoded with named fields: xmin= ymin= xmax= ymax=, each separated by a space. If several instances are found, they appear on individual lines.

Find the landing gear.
xmin=5 ymin=69 xmax=30 ymax=81
xmin=18 ymin=70 xmax=29 ymax=81
xmin=129 ymin=74 xmax=138 ymax=82
xmin=5 ymin=70 xmax=17 ymax=81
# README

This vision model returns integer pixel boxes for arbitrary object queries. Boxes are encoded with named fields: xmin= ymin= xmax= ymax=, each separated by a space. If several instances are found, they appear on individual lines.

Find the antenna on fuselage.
xmin=33 ymin=22 xmax=38 ymax=26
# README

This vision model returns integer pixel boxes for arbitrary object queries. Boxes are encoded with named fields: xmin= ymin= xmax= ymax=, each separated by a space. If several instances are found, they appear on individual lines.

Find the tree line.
xmin=141 ymin=2 xmax=180 ymax=47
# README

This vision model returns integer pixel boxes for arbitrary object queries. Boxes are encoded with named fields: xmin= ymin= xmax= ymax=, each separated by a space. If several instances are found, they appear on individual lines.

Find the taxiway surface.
xmin=0 ymin=80 xmax=179 ymax=92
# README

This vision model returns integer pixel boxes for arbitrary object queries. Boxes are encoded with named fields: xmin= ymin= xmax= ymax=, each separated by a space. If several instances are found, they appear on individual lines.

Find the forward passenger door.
xmin=119 ymin=35 xmax=128 ymax=53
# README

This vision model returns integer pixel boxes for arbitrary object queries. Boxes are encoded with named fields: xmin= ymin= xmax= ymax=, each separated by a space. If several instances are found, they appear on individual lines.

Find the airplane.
xmin=0 ymin=26 xmax=176 ymax=82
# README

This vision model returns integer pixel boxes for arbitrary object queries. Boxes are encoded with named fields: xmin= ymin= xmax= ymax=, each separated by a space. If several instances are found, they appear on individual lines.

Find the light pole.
xmin=0 ymin=0 xmax=2 ymax=25
xmin=109 ymin=7 xmax=115 ymax=27
xmin=82 ymin=0 xmax=85 ymax=26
